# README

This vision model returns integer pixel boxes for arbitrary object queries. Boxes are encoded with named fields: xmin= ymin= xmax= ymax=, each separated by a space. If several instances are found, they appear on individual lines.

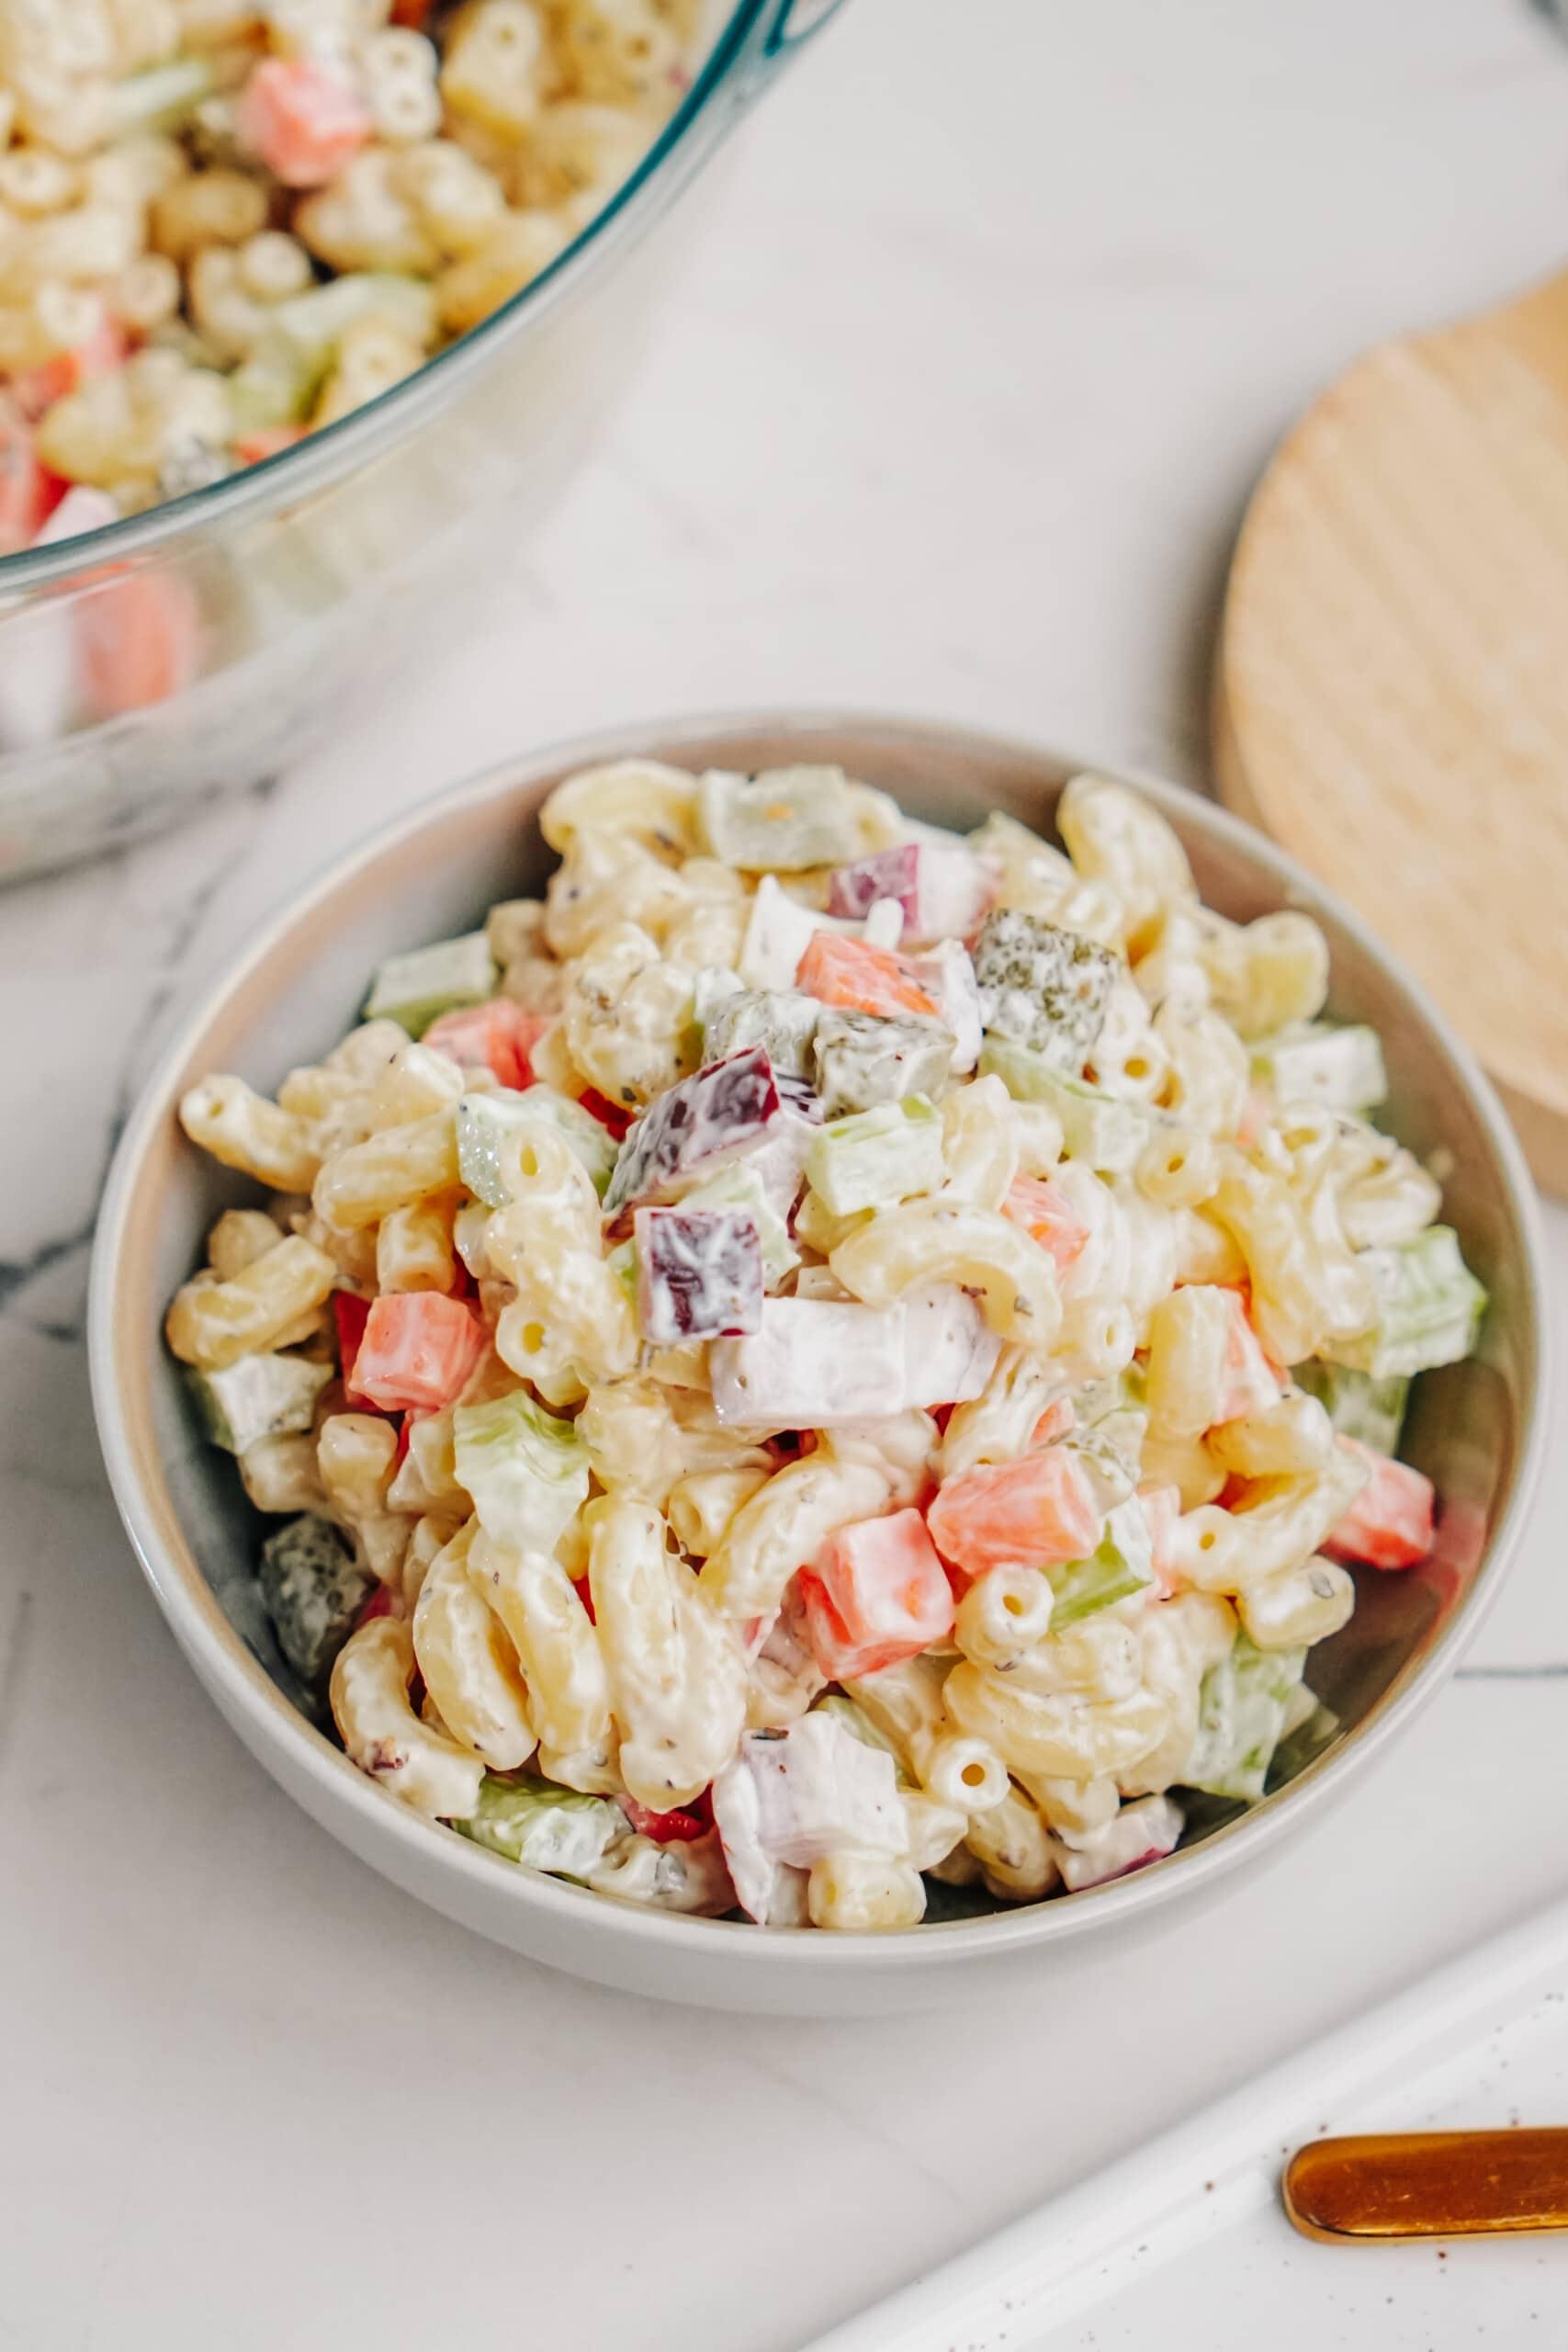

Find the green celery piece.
xmin=805 ymin=1095 xmax=944 ymax=1217
xmin=698 ymin=765 xmax=863 ymax=871
xmin=365 ymin=931 xmax=496 ymax=1038
xmin=268 ymin=274 xmax=437 ymax=377
xmin=258 ymin=1514 xmax=372 ymax=1686
xmin=226 ymin=348 xmax=313 ymax=433
xmin=1250 ymin=1022 xmax=1387 ymax=1113
xmin=606 ymin=1237 xmax=637 ymax=1305
xmin=452 ymin=1390 xmax=589 ymax=1554
xmin=1323 ymin=1226 xmax=1487 ymax=1379
xmin=1047 ymin=1498 xmax=1155 ymax=1627
xmin=1184 ymin=1634 xmax=1307 ymax=1803
xmin=188 ymin=1351 xmax=331 ymax=1453
xmin=457 ymin=1775 xmax=622 ymax=1877
xmin=111 ymin=55 xmax=214 ymax=133
xmin=681 ymin=1160 xmax=798 ymax=1286
xmin=456 ymin=1090 xmax=546 ymax=1209
xmin=1294 ymin=1359 xmax=1410 ymax=1454
xmin=978 ymin=1037 xmax=1152 ymax=1173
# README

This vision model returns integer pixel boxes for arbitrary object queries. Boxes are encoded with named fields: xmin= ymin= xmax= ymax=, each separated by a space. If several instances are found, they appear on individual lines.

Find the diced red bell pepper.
xmin=572 ymin=1573 xmax=597 ymax=1624
xmin=800 ymin=1507 xmax=953 ymax=1680
xmin=393 ymin=1413 xmax=414 ymax=1466
xmin=1003 ymin=1174 xmax=1090 ymax=1274
xmin=236 ymin=57 xmax=372 ymax=187
xmin=10 ymin=315 xmax=126 ymax=424
xmin=352 ymin=1292 xmax=486 ymax=1414
xmin=423 ymin=998 xmax=548 ymax=1091
xmin=0 ymin=407 xmax=64 ymax=554
xmin=579 ymin=1086 xmax=634 ymax=1141
xmin=927 ymin=1448 xmax=1100 ymax=1578
xmin=356 ymin=1584 xmax=397 ymax=1626
xmin=333 ymin=1291 xmax=375 ymax=1408
xmin=75 ymin=566 xmax=200 ymax=717
xmin=1325 ymin=1438 xmax=1435 ymax=1570
xmin=235 ymin=425 xmax=306 ymax=467
xmin=795 ymin=931 xmax=939 ymax=1021
xmin=621 ymin=1795 xmax=708 ymax=1843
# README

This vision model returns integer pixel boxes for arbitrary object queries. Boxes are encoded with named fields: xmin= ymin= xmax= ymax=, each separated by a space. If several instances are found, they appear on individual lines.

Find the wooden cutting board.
xmin=1213 ymin=266 xmax=1568 ymax=1194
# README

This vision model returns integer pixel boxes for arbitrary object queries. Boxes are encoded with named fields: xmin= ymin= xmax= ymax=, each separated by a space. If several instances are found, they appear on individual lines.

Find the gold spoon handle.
xmin=1284 ymin=2131 xmax=1568 ymax=2242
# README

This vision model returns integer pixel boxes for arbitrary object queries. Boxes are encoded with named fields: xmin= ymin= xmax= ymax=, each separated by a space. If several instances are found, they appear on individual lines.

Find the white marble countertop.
xmin=5 ymin=3 xmax=1568 ymax=2346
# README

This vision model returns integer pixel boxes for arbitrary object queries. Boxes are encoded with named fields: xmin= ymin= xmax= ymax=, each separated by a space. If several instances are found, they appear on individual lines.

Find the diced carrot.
xmin=579 ymin=1086 xmax=634 ymax=1140
xmin=1137 ymin=1483 xmax=1182 ymax=1597
xmin=621 ymin=1795 xmax=707 ymax=1843
xmin=927 ymin=1449 xmax=1100 ymax=1578
xmin=9 ymin=316 xmax=126 ymax=424
xmin=235 ymin=425 xmax=306 ymax=467
xmin=423 ymin=999 xmax=549 ymax=1091
xmin=1325 ymin=1438 xmax=1435 ymax=1570
xmin=0 ymin=407 xmax=59 ymax=553
xmin=795 ymin=931 xmax=939 ymax=1021
xmin=236 ymin=57 xmax=372 ymax=188
xmin=74 ymin=566 xmax=200 ymax=716
xmin=389 ymin=0 xmax=434 ymax=21
xmin=353 ymin=1292 xmax=486 ymax=1413
xmin=801 ymin=1507 xmax=953 ymax=1681
xmin=1235 ymin=1086 xmax=1269 ymax=1148
xmin=1030 ymin=1396 xmax=1076 ymax=1448
xmin=1003 ymin=1174 xmax=1090 ymax=1274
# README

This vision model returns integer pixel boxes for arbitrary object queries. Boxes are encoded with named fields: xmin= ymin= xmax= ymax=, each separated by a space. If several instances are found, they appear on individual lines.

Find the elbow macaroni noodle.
xmin=168 ymin=760 xmax=1483 ymax=1930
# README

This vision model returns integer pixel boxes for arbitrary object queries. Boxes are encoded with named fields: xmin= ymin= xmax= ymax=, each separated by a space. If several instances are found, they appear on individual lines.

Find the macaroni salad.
xmin=166 ymin=760 xmax=1486 ymax=1932
xmin=0 ymin=0 xmax=692 ymax=561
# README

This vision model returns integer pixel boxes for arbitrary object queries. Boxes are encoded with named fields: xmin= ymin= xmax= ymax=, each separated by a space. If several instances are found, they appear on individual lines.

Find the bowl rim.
xmin=0 ymin=0 xmax=775 ymax=599
xmin=87 ymin=708 xmax=1552 ymax=1973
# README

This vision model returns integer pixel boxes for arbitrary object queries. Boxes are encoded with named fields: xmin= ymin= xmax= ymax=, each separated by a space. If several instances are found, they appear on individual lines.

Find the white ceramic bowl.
xmin=88 ymin=713 xmax=1549 ymax=2014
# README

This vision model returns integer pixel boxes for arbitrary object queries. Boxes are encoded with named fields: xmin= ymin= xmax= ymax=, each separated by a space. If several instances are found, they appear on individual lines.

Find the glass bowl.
xmin=0 ymin=1 xmax=840 ymax=882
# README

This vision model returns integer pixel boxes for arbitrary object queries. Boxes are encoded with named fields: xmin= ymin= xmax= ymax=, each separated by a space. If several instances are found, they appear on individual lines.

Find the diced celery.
xmin=457 ymin=1775 xmax=623 ymax=1878
xmin=1047 ymin=1498 xmax=1154 ymax=1627
xmin=111 ymin=55 xmax=215 ymax=133
xmin=704 ymin=987 xmax=820 ymax=1080
xmin=1294 ymin=1359 xmax=1410 ymax=1454
xmin=698 ymin=765 xmax=863 ymax=871
xmin=226 ymin=348 xmax=313 ymax=433
xmin=258 ymin=1514 xmax=373 ymax=1686
xmin=813 ymin=1009 xmax=953 ymax=1116
xmin=805 ymin=1095 xmax=944 ymax=1217
xmin=681 ymin=1159 xmax=799 ymax=1286
xmin=366 ymin=932 xmax=496 ymax=1038
xmin=978 ymin=1036 xmax=1152 ymax=1172
xmin=606 ymin=1237 xmax=637 ymax=1305
xmin=1323 ymin=1226 xmax=1486 ymax=1379
xmin=268 ymin=274 xmax=438 ymax=377
xmin=452 ymin=1390 xmax=589 ymax=1554
xmin=1250 ymin=1021 xmax=1387 ymax=1113
xmin=188 ymin=1351 xmax=331 ymax=1453
xmin=1184 ymin=1634 xmax=1307 ymax=1802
